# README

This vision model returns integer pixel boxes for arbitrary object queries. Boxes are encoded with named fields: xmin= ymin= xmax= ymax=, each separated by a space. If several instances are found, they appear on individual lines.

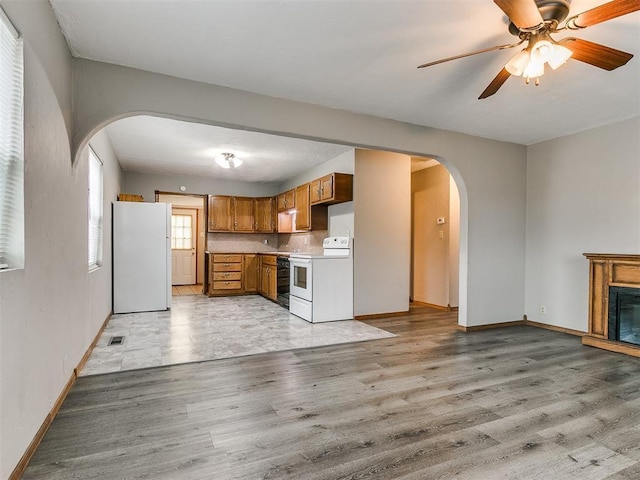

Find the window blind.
xmin=0 ymin=8 xmax=24 ymax=270
xmin=88 ymin=148 xmax=103 ymax=270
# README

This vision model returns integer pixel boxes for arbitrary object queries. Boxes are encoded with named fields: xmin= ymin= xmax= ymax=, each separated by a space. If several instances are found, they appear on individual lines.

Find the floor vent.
xmin=108 ymin=336 xmax=125 ymax=346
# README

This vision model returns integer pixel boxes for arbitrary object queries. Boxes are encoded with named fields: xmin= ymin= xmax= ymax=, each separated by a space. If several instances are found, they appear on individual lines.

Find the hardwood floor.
xmin=23 ymin=306 xmax=640 ymax=479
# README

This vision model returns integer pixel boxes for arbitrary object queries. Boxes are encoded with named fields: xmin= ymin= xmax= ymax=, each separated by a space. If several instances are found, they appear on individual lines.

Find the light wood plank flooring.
xmin=23 ymin=306 xmax=640 ymax=479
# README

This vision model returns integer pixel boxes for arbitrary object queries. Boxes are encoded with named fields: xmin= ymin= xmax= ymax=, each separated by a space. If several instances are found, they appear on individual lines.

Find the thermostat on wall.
xmin=436 ymin=217 xmax=446 ymax=225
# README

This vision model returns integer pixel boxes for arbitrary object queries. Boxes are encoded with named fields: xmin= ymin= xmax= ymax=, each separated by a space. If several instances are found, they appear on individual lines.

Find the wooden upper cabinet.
xmin=254 ymin=197 xmax=275 ymax=233
xmin=233 ymin=197 xmax=255 ymax=232
xmin=310 ymin=173 xmax=353 ymax=205
xmin=294 ymin=183 xmax=311 ymax=231
xmin=277 ymin=189 xmax=295 ymax=212
xmin=208 ymin=195 xmax=232 ymax=232
xmin=310 ymin=178 xmax=322 ymax=204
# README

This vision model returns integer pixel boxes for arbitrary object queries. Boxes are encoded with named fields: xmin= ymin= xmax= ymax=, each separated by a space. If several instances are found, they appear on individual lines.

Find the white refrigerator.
xmin=113 ymin=201 xmax=171 ymax=314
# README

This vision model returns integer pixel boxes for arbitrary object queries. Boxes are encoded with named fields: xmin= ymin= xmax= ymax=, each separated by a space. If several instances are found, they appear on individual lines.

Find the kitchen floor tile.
xmin=80 ymin=295 xmax=394 ymax=376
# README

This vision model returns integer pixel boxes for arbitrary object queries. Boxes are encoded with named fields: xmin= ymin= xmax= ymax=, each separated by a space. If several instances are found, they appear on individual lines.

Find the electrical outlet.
xmin=539 ymin=305 xmax=547 ymax=315
xmin=439 ymin=231 xmax=444 ymax=239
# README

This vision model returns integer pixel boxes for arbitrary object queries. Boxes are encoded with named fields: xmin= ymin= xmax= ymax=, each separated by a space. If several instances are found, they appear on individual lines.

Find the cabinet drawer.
xmin=213 ymin=254 xmax=243 ymax=263
xmin=213 ymin=280 xmax=242 ymax=290
xmin=213 ymin=272 xmax=242 ymax=281
xmin=213 ymin=263 xmax=242 ymax=272
xmin=261 ymin=255 xmax=277 ymax=266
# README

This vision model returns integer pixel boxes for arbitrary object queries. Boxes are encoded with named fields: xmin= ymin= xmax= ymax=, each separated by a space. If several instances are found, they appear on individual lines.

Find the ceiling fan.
xmin=417 ymin=0 xmax=640 ymax=99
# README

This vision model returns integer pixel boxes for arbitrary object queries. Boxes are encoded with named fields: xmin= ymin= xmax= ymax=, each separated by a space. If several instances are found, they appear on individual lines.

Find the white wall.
xmin=354 ymin=150 xmax=411 ymax=316
xmin=0 ymin=2 xmax=121 ymax=477
xmin=525 ymin=117 xmax=640 ymax=332
xmin=123 ymin=171 xmax=279 ymax=202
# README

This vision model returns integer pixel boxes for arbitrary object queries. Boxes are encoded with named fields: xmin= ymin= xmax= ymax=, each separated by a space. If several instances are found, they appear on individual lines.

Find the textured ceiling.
xmin=51 ymin=0 xmax=640 ymax=178
xmin=104 ymin=116 xmax=353 ymax=183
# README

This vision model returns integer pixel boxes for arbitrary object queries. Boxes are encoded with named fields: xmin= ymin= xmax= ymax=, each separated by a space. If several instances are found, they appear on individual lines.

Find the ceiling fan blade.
xmin=478 ymin=68 xmax=511 ymax=99
xmin=569 ymin=0 xmax=640 ymax=28
xmin=493 ymin=0 xmax=544 ymax=29
xmin=559 ymin=37 xmax=634 ymax=70
xmin=417 ymin=41 xmax=524 ymax=68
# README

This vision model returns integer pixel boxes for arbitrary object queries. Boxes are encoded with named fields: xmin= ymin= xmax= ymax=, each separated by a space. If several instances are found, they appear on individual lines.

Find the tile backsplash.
xmin=278 ymin=230 xmax=327 ymax=254
xmin=207 ymin=233 xmax=278 ymax=253
xmin=207 ymin=230 xmax=327 ymax=254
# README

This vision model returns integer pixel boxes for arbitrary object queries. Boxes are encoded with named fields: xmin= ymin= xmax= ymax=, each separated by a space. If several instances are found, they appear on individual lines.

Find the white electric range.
xmin=289 ymin=236 xmax=354 ymax=323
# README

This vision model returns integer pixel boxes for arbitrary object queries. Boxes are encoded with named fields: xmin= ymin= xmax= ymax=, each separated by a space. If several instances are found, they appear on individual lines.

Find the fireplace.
xmin=608 ymin=286 xmax=640 ymax=346
xmin=583 ymin=253 xmax=640 ymax=357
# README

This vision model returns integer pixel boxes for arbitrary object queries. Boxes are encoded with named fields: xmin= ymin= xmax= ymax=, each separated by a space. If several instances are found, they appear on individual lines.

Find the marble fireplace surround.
xmin=583 ymin=253 xmax=640 ymax=357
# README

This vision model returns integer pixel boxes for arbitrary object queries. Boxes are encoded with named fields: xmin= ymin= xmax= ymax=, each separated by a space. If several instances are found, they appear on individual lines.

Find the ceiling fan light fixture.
xmin=547 ymin=44 xmax=573 ymax=69
xmin=215 ymin=152 xmax=243 ymax=169
xmin=505 ymin=49 xmax=531 ymax=76
xmin=523 ymin=59 xmax=545 ymax=80
xmin=530 ymin=39 xmax=555 ymax=63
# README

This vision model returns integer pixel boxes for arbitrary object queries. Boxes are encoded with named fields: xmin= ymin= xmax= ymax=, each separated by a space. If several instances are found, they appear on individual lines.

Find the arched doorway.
xmin=410 ymin=157 xmax=460 ymax=311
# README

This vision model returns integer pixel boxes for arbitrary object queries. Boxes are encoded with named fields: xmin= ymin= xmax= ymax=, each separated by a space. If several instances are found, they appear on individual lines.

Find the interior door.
xmin=171 ymin=208 xmax=197 ymax=285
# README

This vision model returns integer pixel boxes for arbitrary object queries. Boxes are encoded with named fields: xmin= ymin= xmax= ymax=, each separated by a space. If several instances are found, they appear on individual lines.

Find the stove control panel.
xmin=322 ymin=236 xmax=352 ymax=249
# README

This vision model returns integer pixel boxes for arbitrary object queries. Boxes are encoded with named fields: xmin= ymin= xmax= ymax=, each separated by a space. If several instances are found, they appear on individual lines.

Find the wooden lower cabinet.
xmin=208 ymin=253 xmax=259 ymax=296
xmin=207 ymin=253 xmax=280 ymax=302
xmin=259 ymin=255 xmax=278 ymax=302
xmin=244 ymin=254 xmax=259 ymax=293
xmin=209 ymin=254 xmax=243 ymax=295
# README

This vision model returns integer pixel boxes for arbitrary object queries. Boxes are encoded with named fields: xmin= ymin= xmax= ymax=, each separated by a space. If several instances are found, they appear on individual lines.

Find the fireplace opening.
xmin=608 ymin=286 xmax=640 ymax=346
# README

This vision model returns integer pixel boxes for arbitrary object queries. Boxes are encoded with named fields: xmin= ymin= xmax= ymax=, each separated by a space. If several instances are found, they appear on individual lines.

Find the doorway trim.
xmin=156 ymin=191 xmax=208 ymax=293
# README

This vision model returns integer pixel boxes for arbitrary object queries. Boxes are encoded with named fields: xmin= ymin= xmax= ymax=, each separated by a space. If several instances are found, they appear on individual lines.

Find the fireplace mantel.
xmin=583 ymin=253 xmax=640 ymax=357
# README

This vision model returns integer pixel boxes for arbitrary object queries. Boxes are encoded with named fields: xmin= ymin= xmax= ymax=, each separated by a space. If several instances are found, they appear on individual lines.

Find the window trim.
xmin=88 ymin=147 xmax=104 ymax=272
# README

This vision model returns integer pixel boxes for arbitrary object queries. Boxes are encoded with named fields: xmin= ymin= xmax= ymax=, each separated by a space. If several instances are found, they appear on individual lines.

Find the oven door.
xmin=290 ymin=257 xmax=313 ymax=302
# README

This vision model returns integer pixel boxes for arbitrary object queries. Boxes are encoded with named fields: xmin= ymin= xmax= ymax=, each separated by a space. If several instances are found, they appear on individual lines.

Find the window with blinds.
xmin=0 ymin=8 xmax=24 ymax=271
xmin=88 ymin=148 xmax=103 ymax=270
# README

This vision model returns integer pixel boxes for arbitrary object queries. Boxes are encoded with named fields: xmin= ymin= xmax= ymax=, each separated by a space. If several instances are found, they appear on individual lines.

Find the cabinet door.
xmin=208 ymin=195 xmax=232 ymax=232
xmin=277 ymin=189 xmax=295 ymax=212
xmin=294 ymin=184 xmax=311 ymax=231
xmin=310 ymin=178 xmax=322 ymax=204
xmin=268 ymin=266 xmax=278 ymax=301
xmin=244 ymin=254 xmax=259 ymax=293
xmin=255 ymin=197 xmax=275 ymax=233
xmin=320 ymin=174 xmax=334 ymax=202
xmin=260 ymin=263 xmax=271 ymax=297
xmin=233 ymin=197 xmax=255 ymax=232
